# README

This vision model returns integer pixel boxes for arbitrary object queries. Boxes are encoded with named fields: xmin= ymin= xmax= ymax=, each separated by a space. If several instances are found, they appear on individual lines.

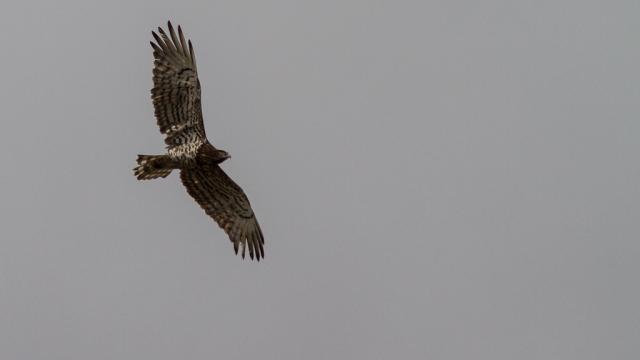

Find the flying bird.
xmin=134 ymin=21 xmax=264 ymax=260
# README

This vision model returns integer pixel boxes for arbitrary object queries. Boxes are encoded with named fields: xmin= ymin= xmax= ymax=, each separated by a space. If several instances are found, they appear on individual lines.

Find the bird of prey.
xmin=133 ymin=21 xmax=264 ymax=261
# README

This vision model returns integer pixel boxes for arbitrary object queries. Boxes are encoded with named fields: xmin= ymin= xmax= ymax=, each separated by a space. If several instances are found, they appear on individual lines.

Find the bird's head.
xmin=215 ymin=149 xmax=231 ymax=163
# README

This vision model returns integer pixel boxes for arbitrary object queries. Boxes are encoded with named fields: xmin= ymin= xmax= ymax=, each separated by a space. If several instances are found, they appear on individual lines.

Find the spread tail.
xmin=133 ymin=155 xmax=175 ymax=180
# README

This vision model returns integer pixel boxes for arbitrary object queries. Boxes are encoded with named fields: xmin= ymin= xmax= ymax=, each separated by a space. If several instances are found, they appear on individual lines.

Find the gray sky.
xmin=1 ymin=1 xmax=638 ymax=359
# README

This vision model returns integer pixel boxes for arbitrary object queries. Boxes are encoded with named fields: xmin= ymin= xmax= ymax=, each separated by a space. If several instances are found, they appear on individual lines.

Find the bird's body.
xmin=134 ymin=22 xmax=264 ymax=260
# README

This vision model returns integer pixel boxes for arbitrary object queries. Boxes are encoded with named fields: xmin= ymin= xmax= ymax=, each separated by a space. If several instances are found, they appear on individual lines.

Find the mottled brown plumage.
xmin=133 ymin=21 xmax=264 ymax=260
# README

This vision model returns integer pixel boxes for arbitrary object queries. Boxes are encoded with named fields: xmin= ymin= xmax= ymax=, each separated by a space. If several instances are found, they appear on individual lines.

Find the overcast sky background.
xmin=0 ymin=1 xmax=638 ymax=359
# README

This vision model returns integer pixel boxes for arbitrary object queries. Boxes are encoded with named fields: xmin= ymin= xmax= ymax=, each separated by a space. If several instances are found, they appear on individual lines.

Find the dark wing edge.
xmin=180 ymin=166 xmax=265 ymax=261
xmin=150 ymin=21 xmax=206 ymax=146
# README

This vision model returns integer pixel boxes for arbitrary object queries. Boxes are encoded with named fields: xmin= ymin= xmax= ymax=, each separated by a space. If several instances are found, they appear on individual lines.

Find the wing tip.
xmin=151 ymin=21 xmax=196 ymax=67
xmin=232 ymin=240 xmax=264 ymax=261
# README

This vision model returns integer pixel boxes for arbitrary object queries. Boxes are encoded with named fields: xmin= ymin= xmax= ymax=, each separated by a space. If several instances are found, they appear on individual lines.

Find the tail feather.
xmin=134 ymin=155 xmax=174 ymax=180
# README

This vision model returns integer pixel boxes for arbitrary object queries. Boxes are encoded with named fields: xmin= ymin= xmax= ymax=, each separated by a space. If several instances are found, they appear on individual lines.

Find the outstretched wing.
xmin=180 ymin=165 xmax=265 ymax=260
xmin=150 ymin=22 xmax=207 ymax=149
